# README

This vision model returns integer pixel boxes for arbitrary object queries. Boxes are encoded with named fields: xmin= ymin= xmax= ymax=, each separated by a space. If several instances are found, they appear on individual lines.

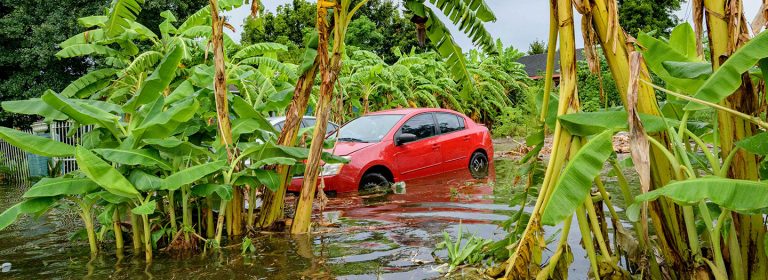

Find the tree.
xmin=0 ymin=0 xmax=208 ymax=129
xmin=618 ymin=0 xmax=683 ymax=36
xmin=241 ymin=0 xmax=421 ymax=64
xmin=527 ymin=39 xmax=546 ymax=55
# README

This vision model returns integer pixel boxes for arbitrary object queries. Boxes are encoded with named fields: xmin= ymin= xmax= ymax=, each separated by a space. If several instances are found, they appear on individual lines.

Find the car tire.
xmin=469 ymin=151 xmax=489 ymax=179
xmin=359 ymin=172 xmax=391 ymax=191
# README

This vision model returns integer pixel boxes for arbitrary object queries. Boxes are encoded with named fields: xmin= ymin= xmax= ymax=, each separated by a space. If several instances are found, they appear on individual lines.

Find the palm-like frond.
xmin=233 ymin=43 xmax=288 ymax=60
xmin=105 ymin=0 xmax=145 ymax=38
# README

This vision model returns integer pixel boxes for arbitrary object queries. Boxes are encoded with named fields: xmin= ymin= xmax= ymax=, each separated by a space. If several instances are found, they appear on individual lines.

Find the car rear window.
xmin=436 ymin=113 xmax=464 ymax=134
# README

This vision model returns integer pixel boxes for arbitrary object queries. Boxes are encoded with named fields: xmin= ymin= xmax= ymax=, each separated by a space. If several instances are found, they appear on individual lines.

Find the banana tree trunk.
xmin=588 ymin=0 xmax=692 ymax=272
xmin=256 ymin=58 xmax=320 ymax=230
xmin=505 ymin=0 xmax=582 ymax=277
xmin=291 ymin=0 xmax=341 ymax=234
xmin=704 ymin=0 xmax=767 ymax=278
xmin=210 ymin=0 xmax=242 ymax=237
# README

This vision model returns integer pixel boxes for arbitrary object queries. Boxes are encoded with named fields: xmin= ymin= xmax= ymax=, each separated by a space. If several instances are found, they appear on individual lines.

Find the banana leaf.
xmin=629 ymin=178 xmax=768 ymax=221
xmin=542 ymin=130 xmax=614 ymax=226
xmin=191 ymin=184 xmax=233 ymax=200
xmin=0 ymin=197 xmax=57 ymax=231
xmin=93 ymin=148 xmax=173 ymax=170
xmin=161 ymin=161 xmax=227 ymax=191
xmin=23 ymin=178 xmax=100 ymax=198
xmin=75 ymin=146 xmax=140 ymax=199
xmin=685 ymin=30 xmax=768 ymax=110
xmin=0 ymin=127 xmax=75 ymax=157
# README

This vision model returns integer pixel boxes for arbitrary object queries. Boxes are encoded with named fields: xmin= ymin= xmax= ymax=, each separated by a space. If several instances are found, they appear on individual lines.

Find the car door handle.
xmin=463 ymin=135 xmax=470 ymax=141
xmin=432 ymin=143 xmax=440 ymax=150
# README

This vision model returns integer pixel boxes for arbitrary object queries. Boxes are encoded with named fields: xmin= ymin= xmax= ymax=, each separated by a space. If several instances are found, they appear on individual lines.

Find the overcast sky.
xmin=224 ymin=0 xmax=764 ymax=52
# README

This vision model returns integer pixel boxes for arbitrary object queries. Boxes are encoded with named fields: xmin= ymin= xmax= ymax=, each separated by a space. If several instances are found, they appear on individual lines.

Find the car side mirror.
xmin=396 ymin=133 xmax=418 ymax=146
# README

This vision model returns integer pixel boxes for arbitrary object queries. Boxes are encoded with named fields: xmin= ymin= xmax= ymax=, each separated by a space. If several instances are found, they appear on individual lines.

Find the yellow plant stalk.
xmin=504 ymin=0 xmax=581 ymax=277
xmin=703 ymin=0 xmax=767 ymax=277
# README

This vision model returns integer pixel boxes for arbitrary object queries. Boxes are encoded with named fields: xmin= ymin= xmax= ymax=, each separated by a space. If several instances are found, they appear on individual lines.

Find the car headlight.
xmin=320 ymin=156 xmax=350 ymax=176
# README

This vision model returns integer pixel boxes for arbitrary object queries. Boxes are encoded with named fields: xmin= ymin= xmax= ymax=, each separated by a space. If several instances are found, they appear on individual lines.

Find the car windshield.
xmin=335 ymin=114 xmax=404 ymax=143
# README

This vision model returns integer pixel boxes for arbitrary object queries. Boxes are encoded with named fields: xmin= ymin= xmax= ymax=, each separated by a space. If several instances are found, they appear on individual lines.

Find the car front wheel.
xmin=469 ymin=151 xmax=489 ymax=179
xmin=359 ymin=172 xmax=391 ymax=192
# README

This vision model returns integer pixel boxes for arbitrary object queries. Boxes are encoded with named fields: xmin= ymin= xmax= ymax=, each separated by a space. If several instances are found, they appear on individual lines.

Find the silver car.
xmin=267 ymin=116 xmax=339 ymax=133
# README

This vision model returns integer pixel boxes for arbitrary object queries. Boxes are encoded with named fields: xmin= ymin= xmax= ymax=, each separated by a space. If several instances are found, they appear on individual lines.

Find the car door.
xmin=392 ymin=113 xmax=442 ymax=180
xmin=435 ymin=112 xmax=469 ymax=171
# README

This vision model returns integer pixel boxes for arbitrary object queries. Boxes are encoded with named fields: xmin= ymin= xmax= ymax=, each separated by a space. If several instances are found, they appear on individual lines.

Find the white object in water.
xmin=323 ymin=211 xmax=341 ymax=224
xmin=392 ymin=182 xmax=406 ymax=194
xmin=1 ymin=262 xmax=11 ymax=272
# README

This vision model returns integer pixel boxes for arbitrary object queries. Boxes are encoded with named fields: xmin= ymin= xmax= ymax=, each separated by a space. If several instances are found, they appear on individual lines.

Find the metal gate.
xmin=49 ymin=121 xmax=92 ymax=174
xmin=0 ymin=128 xmax=32 ymax=182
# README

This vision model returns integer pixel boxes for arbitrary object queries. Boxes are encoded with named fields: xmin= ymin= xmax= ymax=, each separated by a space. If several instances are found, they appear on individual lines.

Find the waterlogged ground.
xmin=0 ymin=156 xmax=634 ymax=279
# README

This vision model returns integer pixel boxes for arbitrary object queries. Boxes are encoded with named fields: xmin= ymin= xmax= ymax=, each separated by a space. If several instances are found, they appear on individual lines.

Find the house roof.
xmin=517 ymin=48 xmax=586 ymax=77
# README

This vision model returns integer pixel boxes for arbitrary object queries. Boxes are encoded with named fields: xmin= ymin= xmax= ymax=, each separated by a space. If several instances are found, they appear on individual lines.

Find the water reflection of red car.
xmin=288 ymin=108 xmax=494 ymax=193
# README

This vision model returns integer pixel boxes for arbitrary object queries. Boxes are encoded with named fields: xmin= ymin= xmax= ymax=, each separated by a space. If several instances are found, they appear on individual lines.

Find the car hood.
xmin=331 ymin=141 xmax=376 ymax=156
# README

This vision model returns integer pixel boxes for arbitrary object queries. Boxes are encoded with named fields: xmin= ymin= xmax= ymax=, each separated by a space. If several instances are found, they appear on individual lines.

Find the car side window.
xmin=400 ymin=113 xmax=436 ymax=141
xmin=436 ymin=113 xmax=464 ymax=134
xmin=328 ymin=122 xmax=339 ymax=132
xmin=274 ymin=121 xmax=285 ymax=132
xmin=302 ymin=118 xmax=317 ymax=128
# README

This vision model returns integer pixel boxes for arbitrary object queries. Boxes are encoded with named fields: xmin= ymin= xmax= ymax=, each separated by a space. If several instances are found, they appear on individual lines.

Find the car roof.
xmin=266 ymin=116 xmax=314 ymax=124
xmin=366 ymin=108 xmax=462 ymax=116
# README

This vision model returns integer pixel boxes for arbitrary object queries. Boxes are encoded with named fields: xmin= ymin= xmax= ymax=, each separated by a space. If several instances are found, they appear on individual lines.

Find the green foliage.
xmin=242 ymin=0 xmax=421 ymax=64
xmin=576 ymin=50 xmax=622 ymax=112
xmin=541 ymin=130 xmax=614 ymax=226
xmin=0 ymin=0 xmax=208 ymax=128
xmin=618 ymin=0 xmax=683 ymax=36
xmin=629 ymin=178 xmax=768 ymax=220
xmin=492 ymin=84 xmax=539 ymax=137
xmin=338 ymin=42 xmax=530 ymax=127
xmin=527 ymin=39 xmax=546 ymax=55
xmin=0 ymin=4 xmax=312 ymax=258
xmin=435 ymin=225 xmax=492 ymax=273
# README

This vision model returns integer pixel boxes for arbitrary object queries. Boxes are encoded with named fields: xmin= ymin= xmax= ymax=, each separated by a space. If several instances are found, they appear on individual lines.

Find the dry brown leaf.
xmin=693 ymin=0 xmax=705 ymax=57
xmin=628 ymin=51 xmax=652 ymax=246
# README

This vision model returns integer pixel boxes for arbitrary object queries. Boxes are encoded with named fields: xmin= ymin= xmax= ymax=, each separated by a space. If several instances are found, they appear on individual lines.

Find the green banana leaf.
xmin=60 ymin=68 xmax=117 ymax=98
xmin=134 ymin=98 xmax=199 ymax=139
xmin=1 ymin=99 xmax=68 ymax=121
xmin=128 ymin=170 xmax=164 ymax=192
xmin=191 ymin=184 xmax=233 ymax=200
xmin=93 ymin=148 xmax=173 ymax=170
xmin=0 ymin=127 xmax=75 ymax=157
xmin=557 ymin=111 xmax=672 ymax=136
xmin=41 ymin=91 xmax=121 ymax=136
xmin=124 ymin=43 xmax=183 ymax=111
xmin=542 ymin=130 xmax=614 ymax=226
xmin=735 ymin=132 xmax=768 ymax=155
xmin=0 ymin=197 xmax=57 ymax=231
xmin=252 ymin=169 xmax=280 ymax=192
xmin=142 ymin=137 xmax=211 ymax=157
xmin=686 ymin=30 xmax=768 ymax=110
xmin=75 ymin=146 xmax=140 ymax=199
xmin=105 ymin=0 xmax=144 ymax=38
xmin=161 ymin=161 xmax=227 ymax=191
xmin=637 ymin=24 xmax=705 ymax=94
xmin=131 ymin=201 xmax=156 ymax=215
xmin=628 ymin=178 xmax=768 ymax=220
xmin=23 ymin=178 xmax=100 ymax=198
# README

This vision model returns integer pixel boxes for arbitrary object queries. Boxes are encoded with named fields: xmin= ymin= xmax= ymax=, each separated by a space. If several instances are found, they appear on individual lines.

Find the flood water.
xmin=0 ymin=159 xmax=630 ymax=279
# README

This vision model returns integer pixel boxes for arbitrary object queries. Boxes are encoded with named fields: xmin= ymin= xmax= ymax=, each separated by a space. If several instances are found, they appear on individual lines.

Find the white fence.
xmin=0 ymin=128 xmax=32 ymax=182
xmin=49 ymin=121 xmax=92 ymax=174
xmin=0 ymin=122 xmax=91 ymax=182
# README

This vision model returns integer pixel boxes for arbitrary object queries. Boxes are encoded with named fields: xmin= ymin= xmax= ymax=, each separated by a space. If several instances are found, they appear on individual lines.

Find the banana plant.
xmin=0 ymin=0 xmax=332 ymax=262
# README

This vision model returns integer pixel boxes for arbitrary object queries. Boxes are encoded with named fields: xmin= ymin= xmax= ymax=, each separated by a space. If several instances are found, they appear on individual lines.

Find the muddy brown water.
xmin=0 ymin=160 xmax=632 ymax=279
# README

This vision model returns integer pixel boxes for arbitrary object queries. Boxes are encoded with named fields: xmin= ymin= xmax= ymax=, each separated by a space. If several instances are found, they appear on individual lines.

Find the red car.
xmin=288 ymin=108 xmax=493 ymax=193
